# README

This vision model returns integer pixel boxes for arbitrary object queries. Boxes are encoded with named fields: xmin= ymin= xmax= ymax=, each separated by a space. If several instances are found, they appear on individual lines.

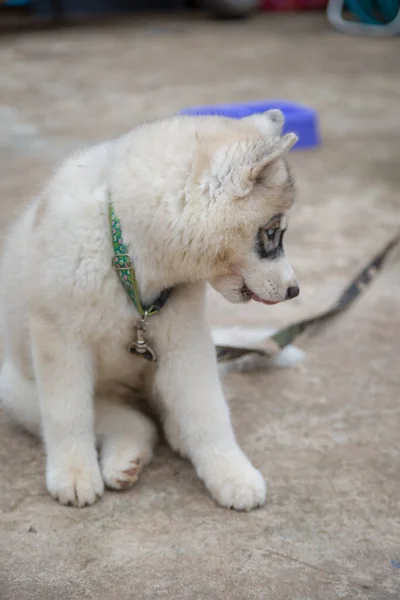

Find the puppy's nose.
xmin=286 ymin=285 xmax=300 ymax=300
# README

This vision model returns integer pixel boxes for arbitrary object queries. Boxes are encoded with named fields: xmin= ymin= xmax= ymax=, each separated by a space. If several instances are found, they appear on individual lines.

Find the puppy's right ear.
xmin=242 ymin=109 xmax=285 ymax=138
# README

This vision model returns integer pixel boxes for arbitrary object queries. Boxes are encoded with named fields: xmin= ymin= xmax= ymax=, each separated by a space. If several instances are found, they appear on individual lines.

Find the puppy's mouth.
xmin=240 ymin=283 xmax=279 ymax=306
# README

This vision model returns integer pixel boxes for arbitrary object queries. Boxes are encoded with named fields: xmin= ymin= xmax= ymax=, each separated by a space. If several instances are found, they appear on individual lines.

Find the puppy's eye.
xmin=265 ymin=226 xmax=279 ymax=240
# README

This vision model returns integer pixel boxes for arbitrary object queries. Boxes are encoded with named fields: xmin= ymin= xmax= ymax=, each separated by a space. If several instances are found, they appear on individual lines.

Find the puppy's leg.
xmin=0 ymin=360 xmax=41 ymax=436
xmin=155 ymin=326 xmax=266 ymax=511
xmin=30 ymin=313 xmax=104 ymax=507
xmin=95 ymin=398 xmax=157 ymax=490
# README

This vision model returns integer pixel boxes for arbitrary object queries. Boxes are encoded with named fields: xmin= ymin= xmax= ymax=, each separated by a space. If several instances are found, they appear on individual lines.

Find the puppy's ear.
xmin=242 ymin=109 xmax=285 ymax=137
xmin=202 ymin=133 xmax=298 ymax=200
xmin=248 ymin=133 xmax=298 ymax=181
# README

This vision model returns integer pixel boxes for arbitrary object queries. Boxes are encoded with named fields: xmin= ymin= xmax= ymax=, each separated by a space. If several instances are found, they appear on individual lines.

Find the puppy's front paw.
xmin=46 ymin=455 xmax=104 ymax=507
xmin=201 ymin=453 xmax=266 ymax=511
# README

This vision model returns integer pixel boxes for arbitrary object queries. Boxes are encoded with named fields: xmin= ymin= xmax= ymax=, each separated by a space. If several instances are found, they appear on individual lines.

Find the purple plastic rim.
xmin=180 ymin=100 xmax=320 ymax=150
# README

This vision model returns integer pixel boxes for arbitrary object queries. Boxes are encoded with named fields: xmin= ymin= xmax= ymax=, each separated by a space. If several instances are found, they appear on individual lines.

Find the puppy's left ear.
xmin=199 ymin=132 xmax=298 ymax=201
xmin=248 ymin=133 xmax=298 ymax=181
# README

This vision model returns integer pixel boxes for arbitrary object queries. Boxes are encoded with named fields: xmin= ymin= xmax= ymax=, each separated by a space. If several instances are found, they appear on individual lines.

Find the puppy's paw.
xmin=101 ymin=452 xmax=144 ymax=491
xmin=46 ymin=455 xmax=104 ymax=507
xmin=201 ymin=454 xmax=266 ymax=511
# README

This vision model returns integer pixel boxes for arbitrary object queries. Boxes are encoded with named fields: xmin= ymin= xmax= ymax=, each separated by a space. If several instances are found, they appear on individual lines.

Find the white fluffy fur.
xmin=213 ymin=326 xmax=305 ymax=376
xmin=0 ymin=111 xmax=299 ymax=510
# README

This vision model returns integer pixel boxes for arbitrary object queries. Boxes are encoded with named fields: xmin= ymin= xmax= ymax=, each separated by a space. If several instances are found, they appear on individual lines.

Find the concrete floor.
xmin=1 ymin=13 xmax=399 ymax=600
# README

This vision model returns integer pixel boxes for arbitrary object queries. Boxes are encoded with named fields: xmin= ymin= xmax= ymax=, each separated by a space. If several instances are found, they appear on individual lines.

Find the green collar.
xmin=109 ymin=202 xmax=171 ymax=317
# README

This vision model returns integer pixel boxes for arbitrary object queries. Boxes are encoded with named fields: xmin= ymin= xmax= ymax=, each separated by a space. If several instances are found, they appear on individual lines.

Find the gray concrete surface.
xmin=0 ymin=13 xmax=399 ymax=600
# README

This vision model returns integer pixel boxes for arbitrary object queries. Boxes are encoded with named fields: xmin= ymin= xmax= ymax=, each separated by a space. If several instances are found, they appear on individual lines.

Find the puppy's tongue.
xmin=250 ymin=292 xmax=279 ymax=306
xmin=242 ymin=283 xmax=279 ymax=305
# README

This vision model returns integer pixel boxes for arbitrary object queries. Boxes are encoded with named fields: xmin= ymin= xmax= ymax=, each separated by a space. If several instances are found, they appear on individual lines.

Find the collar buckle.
xmin=112 ymin=254 xmax=132 ymax=271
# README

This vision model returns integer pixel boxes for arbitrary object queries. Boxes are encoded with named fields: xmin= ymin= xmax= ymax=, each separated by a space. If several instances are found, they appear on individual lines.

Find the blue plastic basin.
xmin=180 ymin=100 xmax=320 ymax=150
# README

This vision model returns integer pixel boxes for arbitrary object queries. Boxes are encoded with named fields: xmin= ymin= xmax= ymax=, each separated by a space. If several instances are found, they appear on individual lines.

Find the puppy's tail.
xmin=211 ymin=326 xmax=305 ymax=376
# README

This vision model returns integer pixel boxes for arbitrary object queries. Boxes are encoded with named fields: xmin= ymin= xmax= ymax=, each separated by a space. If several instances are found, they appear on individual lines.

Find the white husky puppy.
xmin=0 ymin=110 xmax=299 ymax=510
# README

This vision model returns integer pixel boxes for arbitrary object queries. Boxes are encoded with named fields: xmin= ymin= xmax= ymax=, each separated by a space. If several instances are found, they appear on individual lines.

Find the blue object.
xmin=3 ymin=0 xmax=31 ymax=4
xmin=345 ymin=0 xmax=398 ymax=24
xmin=328 ymin=0 xmax=399 ymax=35
xmin=180 ymin=100 xmax=320 ymax=150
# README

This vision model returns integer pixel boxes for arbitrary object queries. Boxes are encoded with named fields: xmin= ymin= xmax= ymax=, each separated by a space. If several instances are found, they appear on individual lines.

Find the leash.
xmin=216 ymin=232 xmax=400 ymax=363
xmin=109 ymin=199 xmax=399 ymax=365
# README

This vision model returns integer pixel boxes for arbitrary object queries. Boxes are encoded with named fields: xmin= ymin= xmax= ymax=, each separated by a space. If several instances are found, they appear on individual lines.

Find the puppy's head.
xmin=189 ymin=109 xmax=299 ymax=306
